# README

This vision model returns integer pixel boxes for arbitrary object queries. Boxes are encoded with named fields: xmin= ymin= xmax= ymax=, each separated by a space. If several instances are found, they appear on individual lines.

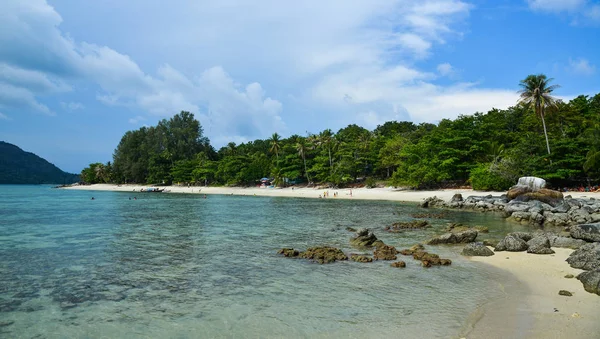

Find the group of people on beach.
xmin=318 ymin=189 xmax=352 ymax=198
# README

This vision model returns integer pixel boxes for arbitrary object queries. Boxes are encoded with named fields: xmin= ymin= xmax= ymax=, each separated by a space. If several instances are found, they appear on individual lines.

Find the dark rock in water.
xmin=451 ymin=193 xmax=463 ymax=202
xmin=570 ymin=223 xmax=600 ymax=242
xmin=566 ymin=243 xmax=600 ymax=270
xmin=427 ymin=230 xmax=478 ymax=245
xmin=390 ymin=261 xmax=406 ymax=268
xmin=413 ymin=251 xmax=451 ymax=266
xmin=350 ymin=254 xmax=373 ymax=263
xmin=350 ymin=229 xmax=384 ymax=248
xmin=527 ymin=236 xmax=555 ymax=255
xmin=420 ymin=196 xmax=444 ymax=208
xmin=410 ymin=212 xmax=447 ymax=219
xmin=346 ymin=227 xmax=357 ymax=232
xmin=461 ymin=243 xmax=494 ymax=256
xmin=0 ymin=320 xmax=14 ymax=327
xmin=577 ymin=269 xmax=600 ymax=296
xmin=508 ymin=232 xmax=533 ymax=242
xmin=565 ymin=274 xmax=575 ymax=279
xmin=495 ymin=235 xmax=528 ymax=252
xmin=444 ymin=223 xmax=488 ymax=233
xmin=385 ymin=220 xmax=430 ymax=232
xmin=278 ymin=248 xmax=300 ymax=257
xmin=399 ymin=243 xmax=425 ymax=256
xmin=300 ymin=247 xmax=348 ymax=264
xmin=558 ymin=290 xmax=573 ymax=296
xmin=374 ymin=245 xmax=399 ymax=260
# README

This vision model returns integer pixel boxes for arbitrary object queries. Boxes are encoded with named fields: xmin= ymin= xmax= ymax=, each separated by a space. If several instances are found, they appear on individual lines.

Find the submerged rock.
xmin=350 ymin=228 xmax=384 ymax=248
xmin=373 ymin=245 xmax=399 ymax=261
xmin=427 ymin=230 xmax=478 ymax=245
xmin=300 ymin=246 xmax=348 ymax=264
xmin=413 ymin=251 xmax=452 ymax=267
xmin=390 ymin=261 xmax=406 ymax=268
xmin=494 ymin=235 xmax=528 ymax=252
xmin=566 ymin=243 xmax=600 ymax=270
xmin=570 ymin=223 xmax=600 ymax=242
xmin=577 ymin=269 xmax=600 ymax=296
xmin=277 ymin=248 xmax=300 ymax=257
xmin=385 ymin=220 xmax=430 ymax=232
xmin=350 ymin=254 xmax=373 ymax=263
xmin=461 ymin=243 xmax=494 ymax=256
xmin=399 ymin=243 xmax=425 ymax=256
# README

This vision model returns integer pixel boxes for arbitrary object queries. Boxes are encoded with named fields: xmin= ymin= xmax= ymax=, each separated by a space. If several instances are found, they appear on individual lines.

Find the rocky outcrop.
xmin=444 ymin=223 xmax=489 ymax=233
xmin=494 ymin=235 xmax=528 ymax=252
xmin=300 ymin=246 xmax=348 ymax=264
xmin=577 ymin=269 xmax=600 ymax=296
xmin=526 ymin=236 xmax=555 ymax=254
xmin=566 ymin=243 xmax=600 ymax=271
xmin=427 ymin=229 xmax=478 ymax=245
xmin=461 ymin=243 xmax=494 ymax=256
xmin=278 ymin=248 xmax=300 ymax=257
xmin=350 ymin=228 xmax=384 ymax=248
xmin=350 ymin=254 xmax=373 ymax=263
xmin=412 ymin=250 xmax=452 ymax=267
xmin=390 ymin=261 xmax=406 ymax=268
xmin=385 ymin=220 xmax=430 ymax=232
xmin=421 ymin=196 xmax=445 ymax=208
xmin=373 ymin=244 xmax=399 ymax=260
xmin=570 ymin=223 xmax=600 ymax=242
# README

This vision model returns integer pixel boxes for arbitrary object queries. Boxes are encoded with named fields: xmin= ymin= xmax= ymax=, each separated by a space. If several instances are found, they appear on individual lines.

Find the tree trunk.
xmin=541 ymin=111 xmax=551 ymax=155
xmin=303 ymin=156 xmax=311 ymax=183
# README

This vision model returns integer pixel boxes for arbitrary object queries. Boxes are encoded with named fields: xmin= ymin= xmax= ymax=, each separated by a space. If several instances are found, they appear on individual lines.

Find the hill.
xmin=0 ymin=141 xmax=79 ymax=184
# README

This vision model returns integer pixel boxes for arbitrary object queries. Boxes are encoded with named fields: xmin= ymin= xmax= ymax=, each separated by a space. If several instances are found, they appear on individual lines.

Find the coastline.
xmin=62 ymin=184 xmax=600 ymax=338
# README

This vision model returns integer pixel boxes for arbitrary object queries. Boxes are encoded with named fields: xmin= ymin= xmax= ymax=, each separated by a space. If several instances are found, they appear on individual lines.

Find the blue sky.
xmin=1 ymin=0 xmax=599 ymax=173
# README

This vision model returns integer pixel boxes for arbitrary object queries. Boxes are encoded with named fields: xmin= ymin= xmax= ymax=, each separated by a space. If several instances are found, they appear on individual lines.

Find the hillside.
xmin=0 ymin=141 xmax=79 ymax=184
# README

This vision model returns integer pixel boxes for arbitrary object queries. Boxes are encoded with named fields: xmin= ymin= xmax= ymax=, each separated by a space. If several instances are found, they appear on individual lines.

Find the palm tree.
xmin=296 ymin=139 xmax=311 ymax=183
xmin=269 ymin=133 xmax=281 ymax=162
xmin=583 ymin=124 xmax=600 ymax=173
xmin=518 ymin=74 xmax=560 ymax=155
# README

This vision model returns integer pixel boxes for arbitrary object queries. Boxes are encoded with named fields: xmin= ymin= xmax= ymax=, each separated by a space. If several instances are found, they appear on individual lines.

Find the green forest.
xmin=81 ymin=75 xmax=600 ymax=190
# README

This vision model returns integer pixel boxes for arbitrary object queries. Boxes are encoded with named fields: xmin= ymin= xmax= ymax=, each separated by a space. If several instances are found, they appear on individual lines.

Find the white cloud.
xmin=128 ymin=115 xmax=146 ymax=124
xmin=0 ymin=112 xmax=8 ymax=120
xmin=568 ymin=58 xmax=596 ymax=75
xmin=60 ymin=101 xmax=84 ymax=110
xmin=437 ymin=63 xmax=455 ymax=76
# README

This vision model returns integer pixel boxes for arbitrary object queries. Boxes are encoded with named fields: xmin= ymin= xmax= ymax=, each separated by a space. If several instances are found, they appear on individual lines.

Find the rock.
xmin=570 ymin=223 xmax=600 ymax=242
xmin=558 ymin=290 xmax=573 ymax=296
xmin=390 ymin=261 xmax=406 ymax=268
xmin=566 ymin=243 xmax=600 ymax=270
xmin=410 ymin=212 xmax=447 ymax=219
xmin=413 ymin=251 xmax=452 ymax=266
xmin=350 ymin=254 xmax=373 ymax=263
xmin=451 ymin=193 xmax=463 ymax=202
xmin=345 ymin=227 xmax=357 ymax=232
xmin=509 ymin=211 xmax=531 ymax=222
xmin=507 ymin=186 xmax=533 ymax=200
xmin=461 ymin=243 xmax=495 ymax=256
xmin=505 ymin=202 xmax=531 ymax=214
xmin=385 ymin=220 xmax=430 ymax=232
xmin=399 ymin=243 xmax=425 ymax=256
xmin=551 ymin=202 xmax=571 ymax=214
xmin=565 ymin=274 xmax=575 ymax=279
xmin=482 ymin=239 xmax=498 ymax=247
xmin=445 ymin=224 xmax=489 ymax=233
xmin=427 ymin=230 xmax=478 ymax=245
xmin=577 ymin=269 xmax=600 ymax=296
xmin=278 ymin=248 xmax=300 ymax=257
xmin=0 ymin=320 xmax=14 ymax=327
xmin=568 ymin=209 xmax=592 ymax=225
xmin=350 ymin=229 xmax=385 ymax=248
xmin=373 ymin=244 xmax=399 ymax=260
xmin=508 ymin=232 xmax=533 ymax=242
xmin=527 ymin=236 xmax=555 ymax=254
xmin=299 ymin=246 xmax=348 ymax=264
xmin=520 ymin=189 xmax=564 ymax=206
xmin=495 ymin=235 xmax=528 ymax=252
xmin=591 ymin=213 xmax=600 ymax=223
xmin=516 ymin=176 xmax=547 ymax=190
xmin=551 ymin=236 xmax=587 ymax=249
xmin=420 ymin=196 xmax=444 ymax=208
xmin=543 ymin=212 xmax=570 ymax=226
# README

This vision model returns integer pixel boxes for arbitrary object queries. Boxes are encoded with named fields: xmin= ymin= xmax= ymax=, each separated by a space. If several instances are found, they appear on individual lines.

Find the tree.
xmin=269 ymin=133 xmax=282 ymax=162
xmin=518 ymin=74 xmax=560 ymax=155
xmin=296 ymin=138 xmax=311 ymax=183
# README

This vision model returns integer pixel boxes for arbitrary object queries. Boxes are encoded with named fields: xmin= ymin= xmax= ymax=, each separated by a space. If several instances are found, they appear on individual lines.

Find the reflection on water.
xmin=0 ymin=186 xmax=526 ymax=338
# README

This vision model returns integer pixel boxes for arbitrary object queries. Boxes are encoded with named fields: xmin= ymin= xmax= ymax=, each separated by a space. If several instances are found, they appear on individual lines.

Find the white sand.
xmin=465 ymin=249 xmax=600 ymax=339
xmin=63 ymin=184 xmax=600 ymax=338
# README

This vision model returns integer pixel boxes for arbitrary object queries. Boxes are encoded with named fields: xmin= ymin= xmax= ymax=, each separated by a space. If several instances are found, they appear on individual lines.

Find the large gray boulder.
xmin=577 ymin=269 xmax=600 ymax=296
xmin=566 ymin=243 xmax=600 ymax=270
xmin=526 ymin=236 xmax=555 ymax=254
xmin=568 ymin=209 xmax=592 ymax=225
xmin=495 ymin=235 xmax=528 ymax=252
xmin=570 ymin=223 xmax=600 ymax=242
xmin=508 ymin=232 xmax=533 ymax=242
xmin=427 ymin=230 xmax=478 ymax=245
xmin=505 ymin=202 xmax=531 ymax=214
xmin=543 ymin=212 xmax=570 ymax=226
xmin=462 ymin=243 xmax=494 ymax=256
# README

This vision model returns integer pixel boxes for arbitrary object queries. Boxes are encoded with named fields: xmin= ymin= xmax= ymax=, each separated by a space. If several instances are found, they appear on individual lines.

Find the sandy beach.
xmin=63 ymin=184 xmax=600 ymax=338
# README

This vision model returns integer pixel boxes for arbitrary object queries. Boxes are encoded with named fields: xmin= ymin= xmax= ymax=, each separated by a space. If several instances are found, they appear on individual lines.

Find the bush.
xmin=365 ymin=177 xmax=377 ymax=188
xmin=470 ymin=164 xmax=514 ymax=191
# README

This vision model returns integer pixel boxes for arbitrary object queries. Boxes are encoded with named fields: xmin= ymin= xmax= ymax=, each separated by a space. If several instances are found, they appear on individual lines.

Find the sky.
xmin=1 ymin=0 xmax=599 ymax=173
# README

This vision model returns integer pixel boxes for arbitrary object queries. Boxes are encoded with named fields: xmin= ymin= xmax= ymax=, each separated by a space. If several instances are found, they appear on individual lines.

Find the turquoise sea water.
xmin=0 ymin=186 xmax=529 ymax=338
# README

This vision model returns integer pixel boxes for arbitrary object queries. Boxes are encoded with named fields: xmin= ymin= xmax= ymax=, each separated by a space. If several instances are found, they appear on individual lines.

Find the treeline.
xmin=82 ymin=83 xmax=600 ymax=190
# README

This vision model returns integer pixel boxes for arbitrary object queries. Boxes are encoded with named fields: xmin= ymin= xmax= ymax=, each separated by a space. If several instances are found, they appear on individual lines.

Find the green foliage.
xmin=470 ymin=164 xmax=514 ymax=191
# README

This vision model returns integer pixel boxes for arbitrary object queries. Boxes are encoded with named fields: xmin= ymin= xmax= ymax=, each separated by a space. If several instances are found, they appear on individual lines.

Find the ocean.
xmin=0 ymin=185 xmax=529 ymax=338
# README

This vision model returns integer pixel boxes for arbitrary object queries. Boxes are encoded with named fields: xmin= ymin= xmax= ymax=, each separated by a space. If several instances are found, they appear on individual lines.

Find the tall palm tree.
xmin=296 ymin=139 xmax=311 ymax=183
xmin=269 ymin=133 xmax=281 ymax=162
xmin=518 ymin=74 xmax=560 ymax=155
xmin=583 ymin=124 xmax=600 ymax=173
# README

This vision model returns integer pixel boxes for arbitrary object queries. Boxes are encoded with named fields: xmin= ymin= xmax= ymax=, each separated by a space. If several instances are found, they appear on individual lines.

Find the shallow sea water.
xmin=0 ymin=186 xmax=530 ymax=338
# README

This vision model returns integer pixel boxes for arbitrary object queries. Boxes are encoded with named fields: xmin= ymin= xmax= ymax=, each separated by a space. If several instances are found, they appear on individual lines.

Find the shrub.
xmin=470 ymin=164 xmax=513 ymax=191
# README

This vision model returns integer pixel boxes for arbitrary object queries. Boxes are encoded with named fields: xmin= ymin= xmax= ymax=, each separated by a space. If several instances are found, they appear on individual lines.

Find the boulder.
xmin=507 ymin=186 xmax=533 ymax=200
xmin=278 ymin=248 xmax=300 ymax=257
xmin=566 ymin=243 xmax=600 ymax=270
xmin=505 ymin=202 xmax=531 ymax=214
xmin=427 ymin=230 xmax=478 ymax=245
xmin=568 ymin=209 xmax=592 ymax=225
xmin=543 ymin=212 xmax=570 ymax=226
xmin=373 ymin=244 xmax=399 ymax=260
xmin=520 ymin=189 xmax=564 ymax=206
xmin=551 ymin=202 xmax=571 ymax=214
xmin=461 ymin=243 xmax=495 ymax=256
xmin=527 ymin=236 xmax=555 ymax=254
xmin=546 ymin=235 xmax=586 ymax=249
xmin=509 ymin=211 xmax=531 ymax=222
xmin=570 ymin=223 xmax=600 ymax=242
xmin=299 ymin=246 xmax=348 ymax=264
xmin=350 ymin=229 xmax=385 ymax=248
xmin=390 ymin=261 xmax=406 ymax=268
xmin=558 ymin=290 xmax=573 ymax=296
xmin=350 ymin=254 xmax=373 ymax=263
xmin=385 ymin=220 xmax=430 ymax=232
xmin=451 ymin=193 xmax=463 ymax=202
xmin=516 ymin=176 xmax=547 ymax=190
xmin=577 ymin=269 xmax=600 ymax=296
xmin=495 ymin=235 xmax=528 ymax=252
xmin=399 ymin=243 xmax=425 ymax=256
xmin=508 ymin=232 xmax=533 ymax=242
xmin=413 ymin=251 xmax=451 ymax=266
xmin=420 ymin=196 xmax=445 ymax=208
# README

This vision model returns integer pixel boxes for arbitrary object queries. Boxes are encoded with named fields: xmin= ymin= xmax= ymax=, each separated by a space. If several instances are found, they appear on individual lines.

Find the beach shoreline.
xmin=62 ymin=184 xmax=600 ymax=338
